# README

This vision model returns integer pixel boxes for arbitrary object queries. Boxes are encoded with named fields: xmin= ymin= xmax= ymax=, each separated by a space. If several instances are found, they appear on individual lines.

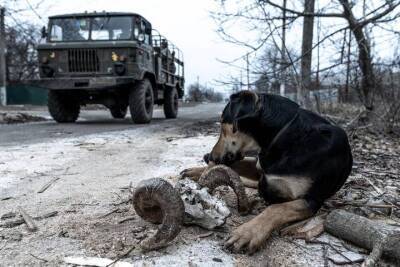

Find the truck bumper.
xmin=31 ymin=77 xmax=135 ymax=90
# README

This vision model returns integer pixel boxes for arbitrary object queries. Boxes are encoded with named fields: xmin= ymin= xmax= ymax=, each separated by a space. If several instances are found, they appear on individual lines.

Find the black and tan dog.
xmin=182 ymin=90 xmax=352 ymax=253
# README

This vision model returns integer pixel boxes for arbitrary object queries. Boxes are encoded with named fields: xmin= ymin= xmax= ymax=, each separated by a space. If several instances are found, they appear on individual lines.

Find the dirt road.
xmin=0 ymin=104 xmax=237 ymax=266
xmin=0 ymin=103 xmax=339 ymax=266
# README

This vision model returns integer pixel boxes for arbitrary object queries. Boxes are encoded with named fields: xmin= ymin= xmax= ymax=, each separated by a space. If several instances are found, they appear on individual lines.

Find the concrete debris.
xmin=0 ymin=112 xmax=47 ymax=124
xmin=175 ymin=178 xmax=230 ymax=230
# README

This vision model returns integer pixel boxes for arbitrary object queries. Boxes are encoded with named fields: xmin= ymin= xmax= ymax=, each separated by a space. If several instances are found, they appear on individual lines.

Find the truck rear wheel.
xmin=48 ymin=90 xmax=80 ymax=123
xmin=110 ymin=105 xmax=128 ymax=119
xmin=129 ymin=79 xmax=154 ymax=124
xmin=164 ymin=87 xmax=179 ymax=119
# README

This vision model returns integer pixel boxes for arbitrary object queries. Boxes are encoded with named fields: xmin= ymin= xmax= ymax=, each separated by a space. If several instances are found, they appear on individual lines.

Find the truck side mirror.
xmin=41 ymin=26 xmax=47 ymax=39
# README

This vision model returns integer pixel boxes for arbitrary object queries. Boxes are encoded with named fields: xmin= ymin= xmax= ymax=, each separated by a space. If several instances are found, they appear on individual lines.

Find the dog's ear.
xmin=229 ymin=91 xmax=260 ymax=132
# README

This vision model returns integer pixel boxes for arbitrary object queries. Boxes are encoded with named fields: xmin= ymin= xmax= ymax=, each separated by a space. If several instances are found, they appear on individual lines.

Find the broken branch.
xmin=37 ymin=177 xmax=60 ymax=193
xmin=325 ymin=210 xmax=400 ymax=262
xmin=18 ymin=208 xmax=38 ymax=232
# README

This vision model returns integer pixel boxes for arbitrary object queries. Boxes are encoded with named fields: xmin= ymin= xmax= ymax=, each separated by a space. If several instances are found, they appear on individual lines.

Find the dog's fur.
xmin=182 ymin=90 xmax=353 ymax=253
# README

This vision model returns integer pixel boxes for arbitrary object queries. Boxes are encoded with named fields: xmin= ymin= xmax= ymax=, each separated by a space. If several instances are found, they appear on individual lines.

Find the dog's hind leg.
xmin=225 ymin=199 xmax=315 ymax=254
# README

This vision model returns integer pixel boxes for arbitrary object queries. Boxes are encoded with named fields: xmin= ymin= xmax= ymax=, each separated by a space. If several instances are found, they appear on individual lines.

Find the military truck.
xmin=36 ymin=12 xmax=184 ymax=124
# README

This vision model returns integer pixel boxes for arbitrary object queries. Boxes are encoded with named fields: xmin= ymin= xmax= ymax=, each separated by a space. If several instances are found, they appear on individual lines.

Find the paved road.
xmin=0 ymin=103 xmax=224 ymax=146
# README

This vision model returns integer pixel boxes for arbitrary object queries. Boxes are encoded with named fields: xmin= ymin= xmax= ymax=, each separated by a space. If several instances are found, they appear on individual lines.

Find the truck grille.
xmin=68 ymin=49 xmax=100 ymax=72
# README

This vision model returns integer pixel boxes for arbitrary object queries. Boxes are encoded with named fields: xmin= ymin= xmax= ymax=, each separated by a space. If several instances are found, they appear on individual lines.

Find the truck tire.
xmin=48 ymin=90 xmax=80 ymax=123
xmin=129 ymin=79 xmax=154 ymax=124
xmin=110 ymin=105 xmax=128 ymax=119
xmin=163 ymin=87 xmax=179 ymax=119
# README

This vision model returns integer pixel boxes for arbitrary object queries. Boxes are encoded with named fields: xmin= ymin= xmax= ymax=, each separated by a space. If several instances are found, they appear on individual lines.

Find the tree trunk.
xmin=279 ymin=0 xmax=287 ymax=97
xmin=299 ymin=0 xmax=315 ymax=108
xmin=339 ymin=0 xmax=375 ymax=111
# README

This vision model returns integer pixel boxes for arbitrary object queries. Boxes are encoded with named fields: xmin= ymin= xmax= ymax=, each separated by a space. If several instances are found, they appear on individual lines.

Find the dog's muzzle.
xmin=203 ymin=152 xmax=244 ymax=166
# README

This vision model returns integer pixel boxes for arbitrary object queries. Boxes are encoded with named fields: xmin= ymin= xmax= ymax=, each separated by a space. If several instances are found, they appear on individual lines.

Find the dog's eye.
xmin=232 ymin=141 xmax=236 ymax=146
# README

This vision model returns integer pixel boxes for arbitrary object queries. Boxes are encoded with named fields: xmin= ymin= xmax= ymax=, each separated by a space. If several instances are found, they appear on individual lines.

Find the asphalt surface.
xmin=0 ymin=103 xmax=224 ymax=146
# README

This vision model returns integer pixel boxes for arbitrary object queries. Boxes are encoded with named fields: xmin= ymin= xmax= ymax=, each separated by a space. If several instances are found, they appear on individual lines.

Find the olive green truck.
xmin=36 ymin=12 xmax=184 ymax=124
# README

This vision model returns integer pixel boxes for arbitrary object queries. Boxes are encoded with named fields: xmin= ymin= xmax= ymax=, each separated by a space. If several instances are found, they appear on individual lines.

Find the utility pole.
xmin=240 ymin=70 xmax=243 ymax=91
xmin=279 ymin=0 xmax=287 ymax=97
xmin=0 ymin=7 xmax=6 ymax=106
xmin=298 ymin=0 xmax=315 ymax=108
xmin=246 ymin=54 xmax=250 ymax=90
xmin=345 ymin=29 xmax=352 ymax=102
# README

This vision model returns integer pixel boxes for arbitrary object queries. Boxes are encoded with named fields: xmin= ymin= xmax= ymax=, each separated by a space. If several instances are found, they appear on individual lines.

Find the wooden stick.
xmin=0 ymin=211 xmax=58 ymax=228
xmin=37 ymin=177 xmax=60 ymax=193
xmin=97 ymin=208 xmax=120 ymax=219
xmin=362 ymin=234 xmax=388 ymax=267
xmin=18 ymin=208 xmax=38 ymax=232
xmin=325 ymin=210 xmax=400 ymax=262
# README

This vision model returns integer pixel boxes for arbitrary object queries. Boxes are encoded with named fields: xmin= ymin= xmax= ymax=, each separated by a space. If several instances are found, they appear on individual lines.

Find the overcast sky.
xmin=2 ymin=0 xmax=399 ymax=95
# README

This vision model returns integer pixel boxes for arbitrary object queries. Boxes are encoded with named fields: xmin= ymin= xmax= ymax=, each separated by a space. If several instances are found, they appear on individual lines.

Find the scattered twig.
xmin=106 ymin=245 xmax=136 ymax=267
xmin=345 ymin=110 xmax=366 ymax=129
xmin=112 ymin=199 xmax=131 ymax=206
xmin=307 ymin=239 xmax=357 ymax=264
xmin=0 ymin=242 xmax=7 ymax=252
xmin=29 ymin=253 xmax=48 ymax=262
xmin=18 ymin=208 xmax=38 ymax=232
xmin=333 ymin=201 xmax=395 ymax=210
xmin=364 ymin=177 xmax=384 ymax=195
xmin=282 ymin=236 xmax=313 ymax=256
xmin=195 ymin=232 xmax=214 ymax=239
xmin=98 ymin=208 xmax=120 ymax=219
xmin=0 ymin=211 xmax=58 ymax=228
xmin=37 ymin=177 xmax=60 ymax=193
xmin=118 ymin=216 xmax=136 ymax=224
xmin=323 ymin=245 xmax=328 ymax=267
xmin=39 ymin=211 xmax=58 ymax=219
xmin=71 ymin=203 xmax=99 ymax=206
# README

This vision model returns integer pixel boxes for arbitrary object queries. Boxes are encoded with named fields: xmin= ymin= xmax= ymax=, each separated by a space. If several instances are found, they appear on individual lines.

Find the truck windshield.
xmin=49 ymin=16 xmax=133 ymax=42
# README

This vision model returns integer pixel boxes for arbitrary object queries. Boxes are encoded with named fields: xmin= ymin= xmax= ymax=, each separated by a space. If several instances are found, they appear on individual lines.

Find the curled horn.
xmin=198 ymin=165 xmax=250 ymax=215
xmin=133 ymin=178 xmax=184 ymax=251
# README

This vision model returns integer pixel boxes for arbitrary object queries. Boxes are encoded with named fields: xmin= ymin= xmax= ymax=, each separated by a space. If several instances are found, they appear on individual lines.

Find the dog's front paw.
xmin=180 ymin=166 xmax=207 ymax=181
xmin=225 ymin=220 xmax=271 ymax=254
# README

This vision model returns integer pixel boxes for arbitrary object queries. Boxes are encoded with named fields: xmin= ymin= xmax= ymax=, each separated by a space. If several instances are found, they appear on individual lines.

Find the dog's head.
xmin=205 ymin=90 xmax=261 ymax=165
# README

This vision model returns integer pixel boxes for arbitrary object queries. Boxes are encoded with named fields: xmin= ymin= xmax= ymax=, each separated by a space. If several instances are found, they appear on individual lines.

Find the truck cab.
xmin=37 ymin=12 xmax=184 ymax=123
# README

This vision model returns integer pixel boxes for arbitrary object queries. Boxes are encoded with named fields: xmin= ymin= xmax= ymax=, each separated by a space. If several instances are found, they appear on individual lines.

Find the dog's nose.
xmin=223 ymin=152 xmax=235 ymax=164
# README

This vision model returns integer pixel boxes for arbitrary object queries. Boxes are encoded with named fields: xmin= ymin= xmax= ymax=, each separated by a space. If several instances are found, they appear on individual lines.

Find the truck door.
xmin=138 ymin=20 xmax=153 ymax=72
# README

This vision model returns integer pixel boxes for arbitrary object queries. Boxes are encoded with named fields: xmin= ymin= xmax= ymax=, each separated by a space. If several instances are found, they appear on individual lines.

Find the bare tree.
xmin=187 ymin=83 xmax=223 ymax=102
xmin=1 ymin=0 xmax=48 ymax=82
xmin=213 ymin=0 xmax=400 ymax=113
xmin=5 ymin=25 xmax=39 ymax=82
xmin=299 ymin=0 xmax=315 ymax=108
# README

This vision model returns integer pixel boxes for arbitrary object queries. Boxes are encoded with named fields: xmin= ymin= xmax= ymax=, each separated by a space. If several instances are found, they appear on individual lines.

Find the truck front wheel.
xmin=129 ymin=79 xmax=154 ymax=124
xmin=110 ymin=105 xmax=128 ymax=119
xmin=48 ymin=90 xmax=80 ymax=123
xmin=163 ymin=87 xmax=179 ymax=119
